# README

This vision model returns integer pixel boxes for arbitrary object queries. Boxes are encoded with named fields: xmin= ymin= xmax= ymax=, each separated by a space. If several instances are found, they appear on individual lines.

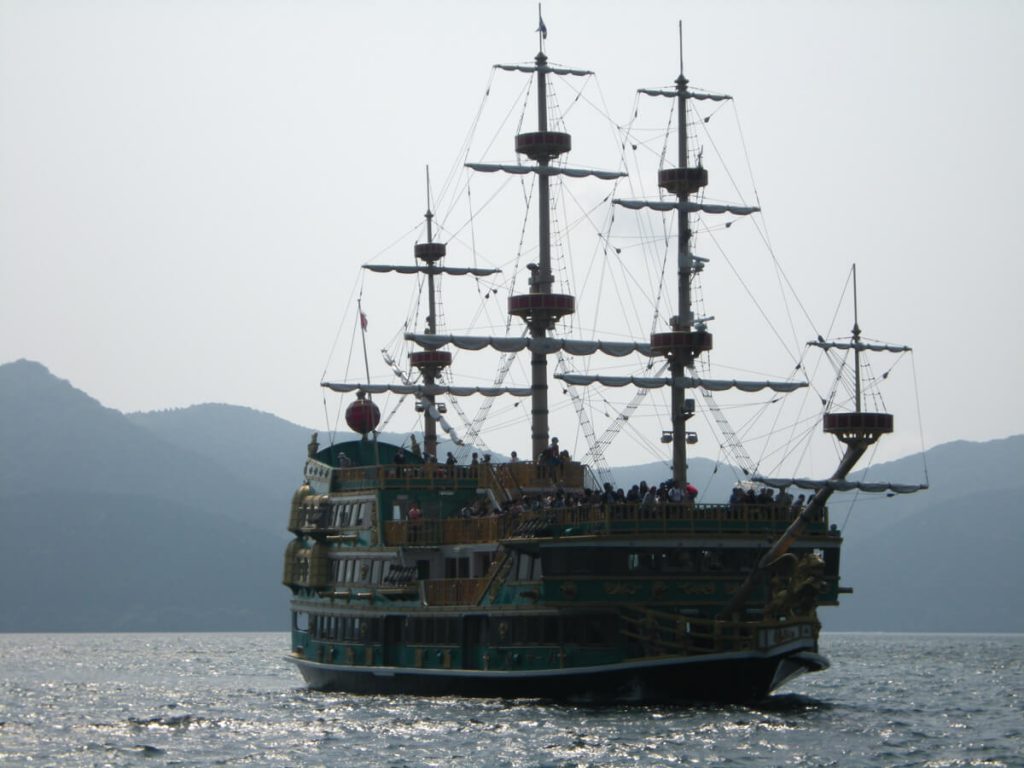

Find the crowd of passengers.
xmin=406 ymin=479 xmax=808 ymax=522
xmin=397 ymin=435 xmax=809 ymax=521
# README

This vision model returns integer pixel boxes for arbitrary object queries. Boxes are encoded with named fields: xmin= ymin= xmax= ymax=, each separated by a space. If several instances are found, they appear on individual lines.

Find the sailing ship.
xmin=282 ymin=24 xmax=925 ymax=703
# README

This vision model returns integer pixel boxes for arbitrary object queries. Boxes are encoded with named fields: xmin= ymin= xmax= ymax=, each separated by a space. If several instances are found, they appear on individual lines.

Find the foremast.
xmin=724 ymin=266 xmax=909 ymax=618
xmin=409 ymin=182 xmax=450 ymax=461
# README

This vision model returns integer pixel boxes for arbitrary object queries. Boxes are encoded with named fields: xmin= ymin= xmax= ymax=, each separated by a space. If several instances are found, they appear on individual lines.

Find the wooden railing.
xmin=383 ymin=502 xmax=831 ymax=546
xmin=620 ymin=606 xmax=819 ymax=656
xmin=423 ymin=578 xmax=489 ymax=606
xmin=331 ymin=461 xmax=586 ymax=494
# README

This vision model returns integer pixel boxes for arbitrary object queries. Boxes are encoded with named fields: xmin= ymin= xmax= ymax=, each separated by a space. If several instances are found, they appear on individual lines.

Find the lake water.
xmin=1 ymin=632 xmax=1021 ymax=767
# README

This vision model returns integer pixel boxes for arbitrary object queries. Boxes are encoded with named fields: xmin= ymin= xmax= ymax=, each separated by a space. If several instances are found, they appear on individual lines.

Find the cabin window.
xmin=293 ymin=611 xmax=309 ymax=632
xmin=416 ymin=560 xmax=431 ymax=580
xmin=542 ymin=548 xmax=627 ymax=577
xmin=514 ymin=553 xmax=544 ymax=581
xmin=371 ymin=560 xmax=383 ymax=585
xmin=445 ymin=557 xmax=470 ymax=578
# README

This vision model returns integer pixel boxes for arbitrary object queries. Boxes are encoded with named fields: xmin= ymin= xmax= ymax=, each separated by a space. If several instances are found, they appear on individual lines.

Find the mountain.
xmin=0 ymin=360 xmax=293 ymax=631
xmin=825 ymin=435 xmax=1024 ymax=632
xmin=1 ymin=359 xmax=1022 ymax=632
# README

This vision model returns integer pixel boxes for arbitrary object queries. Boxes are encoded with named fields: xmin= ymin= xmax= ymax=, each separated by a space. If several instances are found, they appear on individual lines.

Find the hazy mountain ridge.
xmin=1 ymin=359 xmax=1021 ymax=632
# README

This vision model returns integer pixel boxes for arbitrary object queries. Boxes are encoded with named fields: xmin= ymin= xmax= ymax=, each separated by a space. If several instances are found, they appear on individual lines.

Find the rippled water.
xmin=1 ymin=633 xmax=1021 ymax=767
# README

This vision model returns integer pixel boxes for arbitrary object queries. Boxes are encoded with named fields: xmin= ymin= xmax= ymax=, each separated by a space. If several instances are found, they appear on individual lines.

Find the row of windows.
xmin=540 ymin=547 xmax=760 ymax=577
xmin=295 ymin=612 xmax=618 ymax=647
xmin=330 ymin=558 xmax=391 ymax=586
xmin=302 ymin=499 xmax=374 ymax=530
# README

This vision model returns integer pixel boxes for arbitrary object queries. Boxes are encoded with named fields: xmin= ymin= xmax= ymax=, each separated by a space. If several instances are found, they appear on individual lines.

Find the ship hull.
xmin=287 ymin=645 xmax=827 ymax=704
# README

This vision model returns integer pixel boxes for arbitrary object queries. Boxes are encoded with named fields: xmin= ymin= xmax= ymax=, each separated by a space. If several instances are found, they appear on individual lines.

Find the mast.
xmin=532 ymin=50 xmax=554 ymax=461
xmin=409 ymin=168 xmax=452 ymax=461
xmin=655 ymin=27 xmax=712 ymax=486
xmin=852 ymin=263 xmax=862 ymax=413
xmin=506 ymin=48 xmax=578 ymax=462
xmin=723 ymin=266 xmax=897 ymax=618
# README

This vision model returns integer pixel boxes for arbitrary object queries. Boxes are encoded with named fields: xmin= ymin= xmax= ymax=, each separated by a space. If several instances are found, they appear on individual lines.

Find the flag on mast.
xmin=537 ymin=5 xmax=547 ymax=39
xmin=360 ymin=311 xmax=368 ymax=331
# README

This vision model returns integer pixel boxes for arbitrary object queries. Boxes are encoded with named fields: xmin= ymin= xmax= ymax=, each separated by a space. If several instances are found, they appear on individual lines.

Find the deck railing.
xmin=332 ymin=461 xmax=585 ymax=495
xmin=620 ymin=606 xmax=819 ymax=655
xmin=383 ymin=502 xmax=830 ymax=546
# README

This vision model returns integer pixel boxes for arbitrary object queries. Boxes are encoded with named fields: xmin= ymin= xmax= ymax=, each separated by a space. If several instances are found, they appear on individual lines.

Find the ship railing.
xmin=385 ymin=516 xmax=518 ymax=546
xmin=423 ymin=577 xmax=490 ymax=606
xmin=383 ymin=501 xmax=830 ymax=546
xmin=620 ymin=607 xmax=820 ymax=656
xmin=527 ymin=502 xmax=829 ymax=537
xmin=333 ymin=461 xmax=586 ymax=493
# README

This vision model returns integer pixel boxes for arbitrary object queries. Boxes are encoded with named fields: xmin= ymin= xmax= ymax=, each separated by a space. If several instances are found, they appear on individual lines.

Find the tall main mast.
xmin=506 ymin=48 xmax=578 ymax=461
xmin=655 ymin=52 xmax=713 ymax=486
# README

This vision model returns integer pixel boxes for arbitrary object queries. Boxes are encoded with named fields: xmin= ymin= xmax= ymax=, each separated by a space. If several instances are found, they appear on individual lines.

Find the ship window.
xmin=416 ymin=560 xmax=431 ymax=580
xmin=293 ymin=611 xmax=308 ymax=632
xmin=445 ymin=557 xmax=470 ymax=579
xmin=661 ymin=550 xmax=697 ymax=574
xmin=542 ymin=548 xmax=628 ymax=577
xmin=371 ymin=560 xmax=383 ymax=584
xmin=515 ymin=554 xmax=529 ymax=580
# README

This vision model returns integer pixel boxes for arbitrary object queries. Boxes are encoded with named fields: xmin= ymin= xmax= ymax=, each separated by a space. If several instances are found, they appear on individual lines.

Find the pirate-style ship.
xmin=282 ymin=24 xmax=924 ymax=703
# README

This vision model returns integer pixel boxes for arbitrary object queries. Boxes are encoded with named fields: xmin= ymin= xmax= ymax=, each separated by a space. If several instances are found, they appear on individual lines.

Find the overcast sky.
xmin=2 ymin=1 xmax=1022 ymax=475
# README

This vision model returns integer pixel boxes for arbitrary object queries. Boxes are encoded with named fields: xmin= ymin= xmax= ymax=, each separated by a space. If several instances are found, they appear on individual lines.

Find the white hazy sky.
xmin=2 ymin=1 xmax=1022 ymax=472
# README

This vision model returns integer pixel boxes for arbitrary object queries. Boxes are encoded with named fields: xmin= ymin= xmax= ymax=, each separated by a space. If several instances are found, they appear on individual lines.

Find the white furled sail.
xmin=556 ymin=373 xmax=807 ymax=393
xmin=467 ymin=163 xmax=625 ymax=181
xmin=753 ymin=476 xmax=930 ymax=494
xmin=808 ymin=340 xmax=912 ymax=353
xmin=613 ymin=199 xmax=760 ymax=216
xmin=363 ymin=265 xmax=501 ymax=277
xmin=639 ymin=88 xmax=732 ymax=102
xmin=406 ymin=334 xmax=653 ymax=358
xmin=495 ymin=63 xmax=592 ymax=77
xmin=321 ymin=382 xmax=532 ymax=397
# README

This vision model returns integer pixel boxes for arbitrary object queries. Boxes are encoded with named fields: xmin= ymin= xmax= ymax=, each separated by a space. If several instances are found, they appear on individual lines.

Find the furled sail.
xmin=363 ymin=265 xmax=501 ymax=277
xmin=613 ymin=199 xmax=760 ymax=216
xmin=405 ymin=333 xmax=653 ymax=358
xmin=321 ymin=382 xmax=532 ymax=397
xmin=495 ymin=63 xmax=592 ymax=77
xmin=556 ymin=373 xmax=806 ymax=393
xmin=808 ymin=340 xmax=912 ymax=353
xmin=752 ymin=476 xmax=929 ymax=494
xmin=639 ymin=88 xmax=732 ymax=102
xmin=467 ymin=163 xmax=626 ymax=181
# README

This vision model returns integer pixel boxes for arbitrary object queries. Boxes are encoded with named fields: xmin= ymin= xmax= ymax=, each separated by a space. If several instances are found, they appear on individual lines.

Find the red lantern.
xmin=345 ymin=395 xmax=380 ymax=435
